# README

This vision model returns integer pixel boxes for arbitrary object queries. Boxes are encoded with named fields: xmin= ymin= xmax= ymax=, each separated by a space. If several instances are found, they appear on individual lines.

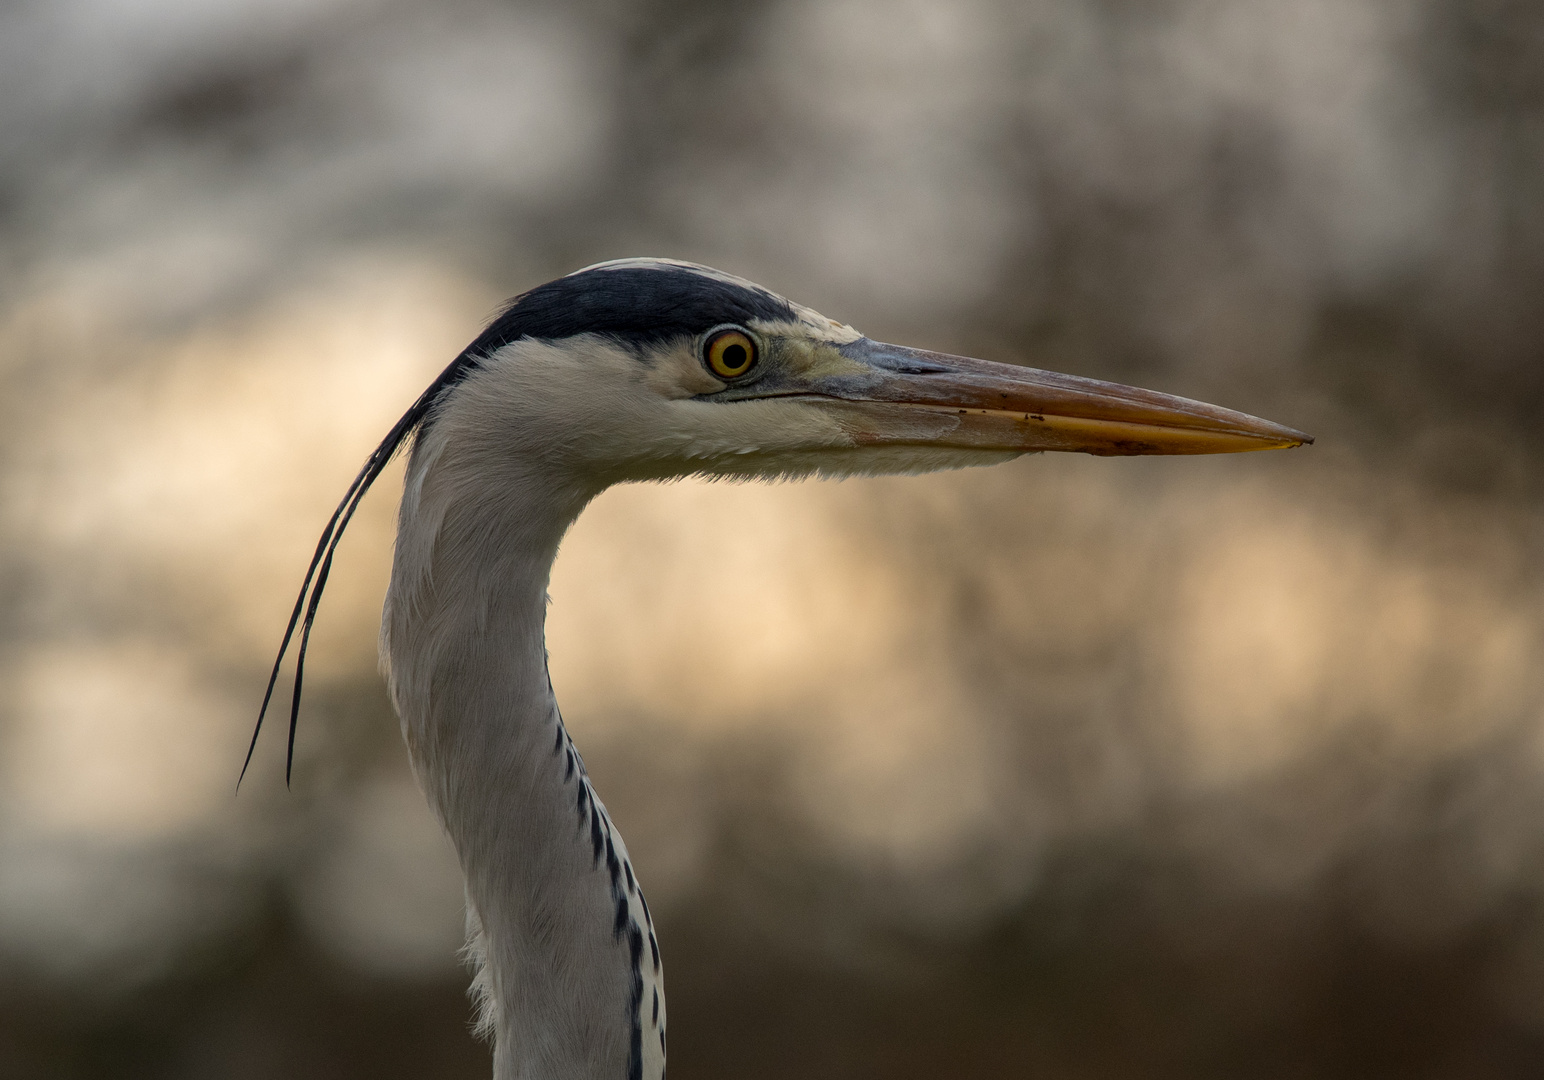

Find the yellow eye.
xmin=704 ymin=328 xmax=758 ymax=378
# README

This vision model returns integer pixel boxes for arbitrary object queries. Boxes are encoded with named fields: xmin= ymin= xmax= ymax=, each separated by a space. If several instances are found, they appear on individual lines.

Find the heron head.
xmin=425 ymin=258 xmax=1309 ymax=492
xmin=248 ymin=258 xmax=1312 ymax=786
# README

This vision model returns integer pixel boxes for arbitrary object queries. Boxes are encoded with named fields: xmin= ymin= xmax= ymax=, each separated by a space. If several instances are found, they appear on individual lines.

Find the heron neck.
xmin=382 ymin=461 xmax=665 ymax=1080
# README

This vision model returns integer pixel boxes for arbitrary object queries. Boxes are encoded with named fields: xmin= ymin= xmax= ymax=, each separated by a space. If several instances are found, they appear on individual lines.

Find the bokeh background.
xmin=2 ymin=0 xmax=1543 ymax=1076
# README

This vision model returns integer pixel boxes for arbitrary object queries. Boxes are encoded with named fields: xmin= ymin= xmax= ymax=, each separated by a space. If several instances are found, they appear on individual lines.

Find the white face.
xmin=434 ymin=330 xmax=1007 ymax=491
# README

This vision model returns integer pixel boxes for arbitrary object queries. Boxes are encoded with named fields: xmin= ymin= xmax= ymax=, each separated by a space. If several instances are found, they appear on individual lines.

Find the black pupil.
xmin=721 ymin=342 xmax=748 ymax=369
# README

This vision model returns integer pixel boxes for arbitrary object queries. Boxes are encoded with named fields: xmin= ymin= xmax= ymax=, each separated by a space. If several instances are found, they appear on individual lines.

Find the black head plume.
xmin=238 ymin=352 xmax=470 ymax=788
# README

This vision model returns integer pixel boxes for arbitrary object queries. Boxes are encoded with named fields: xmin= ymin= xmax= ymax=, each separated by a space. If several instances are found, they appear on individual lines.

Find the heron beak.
xmin=805 ymin=338 xmax=1312 ymax=456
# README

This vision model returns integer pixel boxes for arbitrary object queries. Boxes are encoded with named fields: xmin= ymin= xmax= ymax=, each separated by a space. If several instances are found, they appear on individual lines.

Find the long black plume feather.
xmin=239 ymin=352 xmax=475 ymax=789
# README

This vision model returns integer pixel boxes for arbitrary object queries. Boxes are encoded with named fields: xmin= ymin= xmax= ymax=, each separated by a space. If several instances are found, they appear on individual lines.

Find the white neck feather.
xmin=381 ymin=342 xmax=667 ymax=1080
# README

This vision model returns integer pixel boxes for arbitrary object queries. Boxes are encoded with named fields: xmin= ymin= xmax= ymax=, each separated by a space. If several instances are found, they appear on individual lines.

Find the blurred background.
xmin=1 ymin=0 xmax=1543 ymax=1076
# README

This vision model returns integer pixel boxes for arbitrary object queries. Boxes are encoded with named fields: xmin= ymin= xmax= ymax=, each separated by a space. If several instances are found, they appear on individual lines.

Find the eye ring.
xmin=702 ymin=326 xmax=759 ymax=379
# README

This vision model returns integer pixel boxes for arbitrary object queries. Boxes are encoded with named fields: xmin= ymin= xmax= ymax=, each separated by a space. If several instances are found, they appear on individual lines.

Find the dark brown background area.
xmin=2 ymin=1 xmax=1543 ymax=1077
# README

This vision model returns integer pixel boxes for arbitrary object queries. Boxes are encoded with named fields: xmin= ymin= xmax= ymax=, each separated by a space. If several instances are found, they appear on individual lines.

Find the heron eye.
xmin=704 ymin=328 xmax=757 ymax=378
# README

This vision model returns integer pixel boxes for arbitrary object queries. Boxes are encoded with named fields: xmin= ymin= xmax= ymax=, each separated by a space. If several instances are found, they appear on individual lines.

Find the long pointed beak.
xmin=809 ymin=339 xmax=1312 ymax=456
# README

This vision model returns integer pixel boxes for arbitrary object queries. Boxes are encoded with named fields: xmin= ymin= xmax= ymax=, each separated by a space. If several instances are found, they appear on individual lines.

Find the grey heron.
xmin=247 ymin=258 xmax=1310 ymax=1080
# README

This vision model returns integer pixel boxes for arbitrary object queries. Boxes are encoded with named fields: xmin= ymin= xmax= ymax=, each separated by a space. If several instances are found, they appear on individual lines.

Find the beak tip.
xmin=1237 ymin=416 xmax=1312 ymax=451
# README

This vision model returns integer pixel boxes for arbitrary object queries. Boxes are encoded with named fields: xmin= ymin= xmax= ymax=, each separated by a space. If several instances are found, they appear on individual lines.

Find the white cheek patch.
xmin=642 ymin=342 xmax=724 ymax=399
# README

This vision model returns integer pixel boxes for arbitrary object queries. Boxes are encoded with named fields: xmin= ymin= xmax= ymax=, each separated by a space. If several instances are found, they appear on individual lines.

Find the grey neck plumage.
xmin=380 ymin=362 xmax=666 ymax=1080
